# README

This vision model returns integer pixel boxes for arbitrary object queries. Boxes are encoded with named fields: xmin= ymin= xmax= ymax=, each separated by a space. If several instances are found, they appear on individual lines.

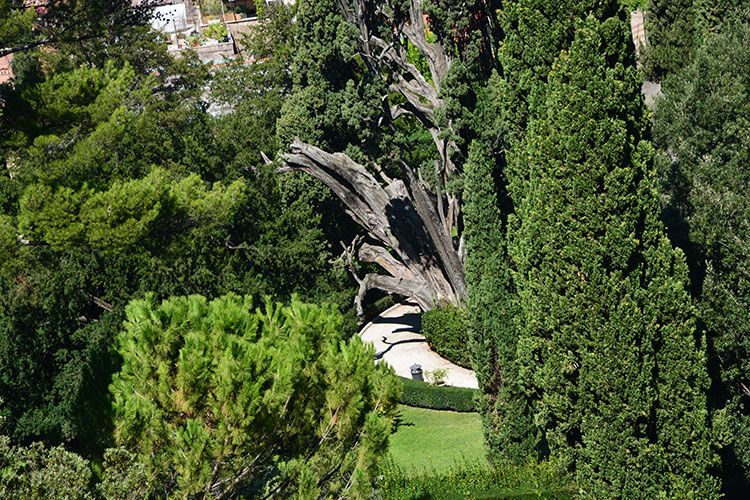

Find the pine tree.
xmin=110 ymin=294 xmax=399 ymax=499
xmin=510 ymin=13 xmax=720 ymax=497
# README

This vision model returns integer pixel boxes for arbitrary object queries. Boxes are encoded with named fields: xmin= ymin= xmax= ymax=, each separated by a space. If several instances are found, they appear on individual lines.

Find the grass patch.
xmin=381 ymin=406 xmax=576 ymax=499
xmin=376 ymin=458 xmax=576 ymax=500
xmin=388 ymin=405 xmax=487 ymax=472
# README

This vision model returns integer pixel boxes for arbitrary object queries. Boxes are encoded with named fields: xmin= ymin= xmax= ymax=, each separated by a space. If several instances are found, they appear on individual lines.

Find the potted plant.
xmin=203 ymin=22 xmax=228 ymax=42
xmin=235 ymin=6 xmax=242 ymax=19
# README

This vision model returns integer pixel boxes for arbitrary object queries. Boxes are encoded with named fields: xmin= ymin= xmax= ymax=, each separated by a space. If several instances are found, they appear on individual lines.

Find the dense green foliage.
xmin=399 ymin=377 xmax=478 ymax=413
xmin=654 ymin=18 xmax=750 ymax=494
xmin=644 ymin=0 xmax=750 ymax=80
xmin=461 ymin=0 xmax=724 ymax=496
xmin=508 ymin=11 xmax=719 ymax=497
xmin=111 ymin=294 xmax=399 ymax=499
xmin=694 ymin=1 xmax=750 ymax=40
xmin=0 ymin=401 xmax=147 ymax=500
xmin=0 ymin=438 xmax=93 ymax=500
xmin=421 ymin=304 xmax=471 ymax=368
xmin=644 ymin=0 xmax=696 ymax=79
xmin=0 ymin=269 xmax=118 ymax=449
xmin=464 ymin=139 xmax=538 ymax=465
xmin=3 ymin=1 xmax=750 ymax=496
xmin=0 ymin=1 xmax=357 ymax=454
xmin=0 ymin=440 xmax=148 ymax=500
xmin=478 ymin=0 xmax=640 ymax=467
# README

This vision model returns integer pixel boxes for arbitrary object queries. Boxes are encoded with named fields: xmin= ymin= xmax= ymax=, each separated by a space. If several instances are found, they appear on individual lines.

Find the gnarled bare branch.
xmin=279 ymin=139 xmax=466 ymax=312
xmin=355 ymin=273 xmax=432 ymax=317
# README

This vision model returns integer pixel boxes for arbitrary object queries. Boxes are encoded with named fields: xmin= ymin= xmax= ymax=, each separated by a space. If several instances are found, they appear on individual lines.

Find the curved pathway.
xmin=359 ymin=302 xmax=479 ymax=389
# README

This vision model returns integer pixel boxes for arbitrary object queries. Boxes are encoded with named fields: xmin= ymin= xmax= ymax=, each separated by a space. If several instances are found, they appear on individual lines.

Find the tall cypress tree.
xmin=510 ymin=12 xmax=720 ymax=497
xmin=644 ymin=0 xmax=696 ymax=80
xmin=470 ymin=0 xmax=623 ymax=464
xmin=498 ymin=0 xmax=621 ymax=148
xmin=464 ymin=140 xmax=541 ymax=464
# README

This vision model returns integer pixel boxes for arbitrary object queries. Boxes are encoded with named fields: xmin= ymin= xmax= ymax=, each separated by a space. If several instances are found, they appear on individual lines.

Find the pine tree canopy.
xmin=110 ymin=293 xmax=399 ymax=499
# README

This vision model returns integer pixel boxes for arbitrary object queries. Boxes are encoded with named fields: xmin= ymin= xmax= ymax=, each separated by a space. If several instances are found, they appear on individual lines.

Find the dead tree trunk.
xmin=280 ymin=140 xmax=467 ymax=315
xmin=280 ymin=1 xmax=474 ymax=315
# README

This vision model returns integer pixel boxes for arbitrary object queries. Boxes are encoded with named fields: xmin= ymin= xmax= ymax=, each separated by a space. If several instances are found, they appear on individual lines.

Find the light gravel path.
xmin=359 ymin=302 xmax=479 ymax=389
xmin=631 ymin=9 xmax=647 ymax=62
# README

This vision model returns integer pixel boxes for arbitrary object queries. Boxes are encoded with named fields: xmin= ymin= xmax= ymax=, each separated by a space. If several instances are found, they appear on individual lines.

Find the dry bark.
xmin=280 ymin=140 xmax=466 ymax=314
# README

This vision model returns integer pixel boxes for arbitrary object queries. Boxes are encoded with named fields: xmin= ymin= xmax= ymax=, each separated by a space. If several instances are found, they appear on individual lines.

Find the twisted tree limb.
xmin=338 ymin=0 xmax=457 ymax=176
xmin=280 ymin=139 xmax=466 ymax=314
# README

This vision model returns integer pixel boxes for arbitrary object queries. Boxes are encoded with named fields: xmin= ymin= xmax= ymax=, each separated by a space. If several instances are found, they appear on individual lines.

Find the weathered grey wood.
xmin=280 ymin=140 xmax=466 ymax=312
xmin=338 ymin=0 xmax=457 ymax=176
xmin=355 ymin=273 xmax=433 ymax=317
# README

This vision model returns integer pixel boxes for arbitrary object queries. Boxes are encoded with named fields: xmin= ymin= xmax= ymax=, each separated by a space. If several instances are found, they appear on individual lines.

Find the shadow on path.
xmin=370 ymin=312 xmax=421 ymax=331
xmin=360 ymin=302 xmax=479 ymax=388
xmin=372 ymin=336 xmax=426 ymax=361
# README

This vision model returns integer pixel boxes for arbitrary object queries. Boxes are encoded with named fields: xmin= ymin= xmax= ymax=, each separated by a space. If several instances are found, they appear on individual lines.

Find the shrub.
xmin=424 ymin=367 xmax=447 ymax=386
xmin=203 ymin=22 xmax=228 ymax=41
xmin=421 ymin=304 xmax=471 ymax=368
xmin=399 ymin=377 xmax=477 ymax=412
xmin=0 ymin=438 xmax=93 ymax=500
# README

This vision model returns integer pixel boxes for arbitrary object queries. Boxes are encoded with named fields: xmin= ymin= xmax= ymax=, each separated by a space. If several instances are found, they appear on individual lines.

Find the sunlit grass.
xmin=381 ymin=405 xmax=576 ymax=499
xmin=388 ymin=405 xmax=487 ymax=472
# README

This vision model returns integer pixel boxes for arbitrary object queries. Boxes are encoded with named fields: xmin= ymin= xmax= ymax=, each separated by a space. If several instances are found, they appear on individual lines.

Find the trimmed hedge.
xmin=399 ymin=377 xmax=478 ymax=412
xmin=421 ymin=305 xmax=472 ymax=369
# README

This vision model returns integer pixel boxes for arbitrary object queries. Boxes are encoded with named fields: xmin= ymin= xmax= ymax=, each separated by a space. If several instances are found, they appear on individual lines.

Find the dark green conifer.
xmin=645 ymin=0 xmax=696 ymax=79
xmin=464 ymin=140 xmax=540 ymax=464
xmin=654 ymin=18 xmax=750 ymax=493
xmin=510 ymin=14 xmax=720 ymax=497
xmin=478 ymin=0 xmax=623 ymax=465
xmin=498 ymin=0 xmax=622 ymax=148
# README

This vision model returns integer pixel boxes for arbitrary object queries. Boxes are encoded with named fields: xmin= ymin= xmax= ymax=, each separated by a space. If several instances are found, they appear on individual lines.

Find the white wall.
xmin=151 ymin=4 xmax=189 ymax=34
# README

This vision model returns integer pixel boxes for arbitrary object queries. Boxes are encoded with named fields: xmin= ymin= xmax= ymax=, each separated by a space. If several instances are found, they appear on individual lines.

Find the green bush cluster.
xmin=421 ymin=305 xmax=472 ymax=369
xmin=399 ymin=377 xmax=477 ymax=412
xmin=203 ymin=22 xmax=228 ymax=41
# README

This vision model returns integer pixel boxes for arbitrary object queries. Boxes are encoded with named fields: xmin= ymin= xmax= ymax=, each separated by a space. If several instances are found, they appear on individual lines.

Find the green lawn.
xmin=388 ymin=405 xmax=487 ymax=472
xmin=382 ymin=406 xmax=575 ymax=499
